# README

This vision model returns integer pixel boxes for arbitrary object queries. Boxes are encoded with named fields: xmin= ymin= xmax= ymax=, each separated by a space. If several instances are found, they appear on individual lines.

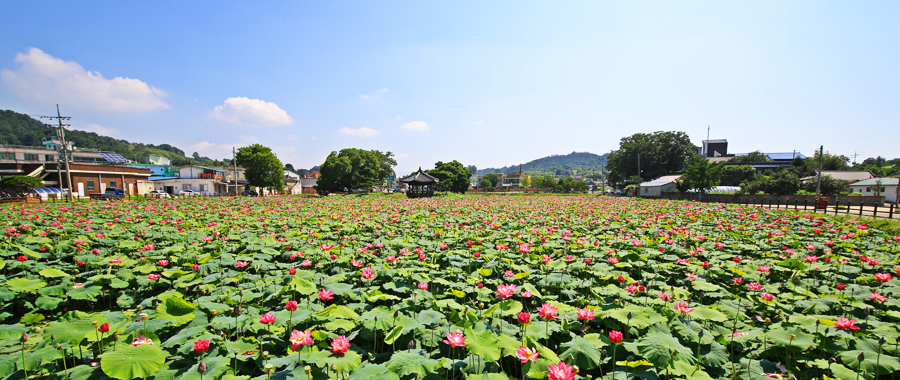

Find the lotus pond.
xmin=1 ymin=195 xmax=900 ymax=380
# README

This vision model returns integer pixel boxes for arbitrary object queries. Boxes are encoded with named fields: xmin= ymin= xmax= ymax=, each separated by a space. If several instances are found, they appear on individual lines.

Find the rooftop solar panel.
xmin=100 ymin=153 xmax=128 ymax=163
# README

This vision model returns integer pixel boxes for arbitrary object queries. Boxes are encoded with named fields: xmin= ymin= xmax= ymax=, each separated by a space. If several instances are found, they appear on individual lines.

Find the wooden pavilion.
xmin=399 ymin=168 xmax=439 ymax=198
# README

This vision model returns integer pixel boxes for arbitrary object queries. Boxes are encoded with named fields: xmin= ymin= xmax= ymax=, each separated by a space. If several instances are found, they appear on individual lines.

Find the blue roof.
xmin=641 ymin=182 xmax=668 ymax=187
xmin=32 ymin=188 xmax=67 ymax=194
xmin=767 ymin=152 xmax=806 ymax=160
xmin=99 ymin=153 xmax=128 ymax=163
xmin=149 ymin=176 xmax=179 ymax=181
xmin=850 ymin=178 xmax=899 ymax=186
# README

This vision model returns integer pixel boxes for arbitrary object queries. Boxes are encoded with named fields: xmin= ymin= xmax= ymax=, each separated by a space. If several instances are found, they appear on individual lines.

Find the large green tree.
xmin=427 ymin=160 xmax=471 ymax=193
xmin=316 ymin=148 xmax=396 ymax=194
xmin=680 ymin=157 xmax=723 ymax=195
xmin=235 ymin=144 xmax=284 ymax=192
xmin=0 ymin=176 xmax=43 ymax=194
xmin=482 ymin=173 xmax=501 ymax=188
xmin=606 ymin=131 xmax=696 ymax=187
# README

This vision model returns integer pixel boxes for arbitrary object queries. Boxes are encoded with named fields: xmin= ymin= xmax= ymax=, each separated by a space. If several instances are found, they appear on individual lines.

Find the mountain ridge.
xmin=476 ymin=151 xmax=608 ymax=176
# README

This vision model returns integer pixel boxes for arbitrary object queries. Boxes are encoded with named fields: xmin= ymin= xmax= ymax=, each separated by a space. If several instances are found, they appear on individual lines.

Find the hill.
xmin=0 ymin=109 xmax=225 ymax=166
xmin=477 ymin=151 xmax=608 ymax=176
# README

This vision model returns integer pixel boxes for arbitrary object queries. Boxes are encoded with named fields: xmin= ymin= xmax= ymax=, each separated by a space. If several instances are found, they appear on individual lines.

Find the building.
xmin=501 ymin=172 xmax=530 ymax=189
xmin=149 ymin=165 xmax=228 ymax=196
xmin=639 ymin=175 xmax=682 ymax=197
xmin=47 ymin=163 xmax=152 ymax=197
xmin=208 ymin=165 xmax=246 ymax=194
xmin=300 ymin=178 xmax=318 ymax=194
xmin=305 ymin=170 xmax=322 ymax=179
xmin=701 ymin=139 xmax=730 ymax=158
xmin=848 ymin=178 xmax=899 ymax=204
xmin=801 ymin=170 xmax=875 ymax=183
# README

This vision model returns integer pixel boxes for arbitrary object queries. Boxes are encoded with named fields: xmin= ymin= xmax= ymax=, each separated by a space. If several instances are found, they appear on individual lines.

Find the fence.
xmin=646 ymin=193 xmax=898 ymax=219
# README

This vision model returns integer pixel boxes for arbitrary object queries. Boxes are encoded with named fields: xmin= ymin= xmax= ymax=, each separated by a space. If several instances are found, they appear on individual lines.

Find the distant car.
xmin=179 ymin=189 xmax=200 ymax=197
xmin=146 ymin=190 xmax=171 ymax=199
xmin=241 ymin=190 xmax=258 ymax=197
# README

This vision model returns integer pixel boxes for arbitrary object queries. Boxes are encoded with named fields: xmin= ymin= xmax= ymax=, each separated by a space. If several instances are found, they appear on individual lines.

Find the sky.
xmin=1 ymin=2 xmax=898 ymax=174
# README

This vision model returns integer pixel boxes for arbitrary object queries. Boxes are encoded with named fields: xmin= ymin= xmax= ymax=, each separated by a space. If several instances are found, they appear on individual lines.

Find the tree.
xmin=478 ymin=178 xmax=492 ymax=190
xmin=235 ymin=144 xmax=284 ymax=193
xmin=720 ymin=165 xmax=756 ymax=186
xmin=0 ymin=176 xmax=43 ymax=195
xmin=681 ymin=157 xmax=723 ymax=195
xmin=532 ymin=175 xmax=557 ymax=191
xmin=315 ymin=148 xmax=396 ymax=194
xmin=467 ymin=165 xmax=477 ymax=175
xmin=606 ymin=131 xmax=696 ymax=187
xmin=284 ymin=163 xmax=295 ymax=172
xmin=740 ymin=171 xmax=801 ymax=195
xmin=483 ymin=173 xmax=501 ymax=188
xmin=192 ymin=152 xmax=201 ymax=160
xmin=728 ymin=151 xmax=770 ymax=163
xmin=801 ymin=176 xmax=849 ymax=196
xmin=427 ymin=161 xmax=471 ymax=193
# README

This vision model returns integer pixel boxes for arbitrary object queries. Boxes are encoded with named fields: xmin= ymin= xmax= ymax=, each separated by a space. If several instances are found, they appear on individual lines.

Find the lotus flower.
xmin=290 ymin=330 xmax=314 ymax=351
xmin=576 ymin=308 xmax=595 ymax=321
xmin=361 ymin=267 xmax=375 ymax=279
xmin=547 ymin=361 xmax=576 ymax=380
xmin=259 ymin=313 xmax=276 ymax=324
xmin=495 ymin=284 xmax=517 ymax=299
xmin=515 ymin=346 xmax=539 ymax=363
xmin=330 ymin=335 xmax=350 ymax=354
xmin=835 ymin=318 xmax=860 ymax=331
xmin=194 ymin=339 xmax=210 ymax=353
xmin=537 ymin=303 xmax=558 ymax=320
xmin=318 ymin=289 xmax=334 ymax=301
xmin=443 ymin=330 xmax=466 ymax=348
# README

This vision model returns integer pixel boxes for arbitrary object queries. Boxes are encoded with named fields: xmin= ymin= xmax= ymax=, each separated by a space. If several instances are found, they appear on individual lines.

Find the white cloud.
xmin=187 ymin=135 xmax=257 ymax=159
xmin=206 ymin=97 xmax=293 ymax=127
xmin=77 ymin=124 xmax=118 ymax=136
xmin=359 ymin=88 xmax=388 ymax=100
xmin=311 ymin=136 xmax=318 ymax=141
xmin=286 ymin=134 xmax=298 ymax=141
xmin=401 ymin=121 xmax=429 ymax=132
xmin=396 ymin=153 xmax=410 ymax=160
xmin=474 ymin=121 xmax=484 ymax=125
xmin=1 ymin=47 xmax=169 ymax=112
xmin=338 ymin=127 xmax=379 ymax=138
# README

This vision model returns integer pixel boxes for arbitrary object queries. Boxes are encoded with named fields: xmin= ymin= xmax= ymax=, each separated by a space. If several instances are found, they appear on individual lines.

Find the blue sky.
xmin=1 ymin=1 xmax=898 ymax=173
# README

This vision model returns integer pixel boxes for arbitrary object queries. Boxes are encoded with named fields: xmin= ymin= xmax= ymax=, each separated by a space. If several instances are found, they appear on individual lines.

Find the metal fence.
xmin=699 ymin=197 xmax=898 ymax=219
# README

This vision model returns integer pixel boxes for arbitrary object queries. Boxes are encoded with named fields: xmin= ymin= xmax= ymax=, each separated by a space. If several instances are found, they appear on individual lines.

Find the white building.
xmin=150 ymin=165 xmax=228 ymax=196
xmin=639 ymin=175 xmax=682 ymax=197
xmin=848 ymin=178 xmax=899 ymax=204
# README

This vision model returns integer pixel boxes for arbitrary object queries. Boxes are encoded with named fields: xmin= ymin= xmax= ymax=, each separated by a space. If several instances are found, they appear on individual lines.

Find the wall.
xmin=650 ymin=192 xmax=886 ymax=206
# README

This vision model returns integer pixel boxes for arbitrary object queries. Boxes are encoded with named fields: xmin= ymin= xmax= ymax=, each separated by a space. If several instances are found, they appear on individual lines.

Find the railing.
xmin=659 ymin=195 xmax=899 ymax=219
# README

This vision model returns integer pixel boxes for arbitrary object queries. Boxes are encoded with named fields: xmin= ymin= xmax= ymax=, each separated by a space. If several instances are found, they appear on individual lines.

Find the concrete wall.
xmin=650 ymin=192 xmax=885 ymax=206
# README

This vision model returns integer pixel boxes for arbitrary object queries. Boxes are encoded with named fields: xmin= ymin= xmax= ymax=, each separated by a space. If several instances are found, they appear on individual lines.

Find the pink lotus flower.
xmin=443 ymin=330 xmax=466 ymax=348
xmin=517 ymin=312 xmax=531 ymax=324
xmin=235 ymin=261 xmax=249 ymax=268
xmin=726 ymin=332 xmax=748 ymax=337
xmin=757 ymin=265 xmax=770 ymax=273
xmin=361 ymin=267 xmax=375 ymax=279
xmin=874 ymin=273 xmax=892 ymax=283
xmin=576 ymin=308 xmax=595 ymax=321
xmin=158 ymin=260 xmax=168 ymax=267
xmin=674 ymin=301 xmax=694 ymax=314
xmin=658 ymin=293 xmax=672 ymax=301
xmin=760 ymin=293 xmax=774 ymax=301
xmin=625 ymin=285 xmax=639 ymax=294
xmin=130 ymin=334 xmax=153 ymax=347
xmin=608 ymin=330 xmax=623 ymax=343
xmin=870 ymin=292 xmax=888 ymax=302
xmin=515 ymin=346 xmax=540 ymax=363
xmin=318 ymin=289 xmax=334 ymax=301
xmin=290 ymin=330 xmax=313 ymax=351
xmin=147 ymin=274 xmax=161 ymax=280
xmin=504 ymin=270 xmax=515 ymax=277
xmin=300 ymin=259 xmax=312 ymax=267
xmin=194 ymin=339 xmax=210 ymax=353
xmin=608 ymin=257 xmax=619 ymax=264
xmin=351 ymin=260 xmax=363 ymax=267
xmin=289 ymin=268 xmax=297 ymax=275
xmin=732 ymin=278 xmax=742 ymax=284
xmin=685 ymin=273 xmax=699 ymax=281
xmin=285 ymin=300 xmax=298 ymax=311
xmin=804 ymin=255 xmax=818 ymax=263
xmin=547 ymin=361 xmax=576 ymax=380
xmin=747 ymin=283 xmax=763 ymax=290
xmin=520 ymin=291 xmax=533 ymax=298
xmin=537 ymin=303 xmax=558 ymax=320
xmin=259 ymin=313 xmax=276 ymax=324
xmin=835 ymin=318 xmax=860 ymax=331
xmin=496 ymin=284 xmax=517 ymax=299
xmin=417 ymin=282 xmax=428 ymax=290
xmin=330 ymin=335 xmax=350 ymax=354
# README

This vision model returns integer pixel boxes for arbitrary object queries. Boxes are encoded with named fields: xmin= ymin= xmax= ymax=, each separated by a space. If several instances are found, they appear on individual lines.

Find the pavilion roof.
xmin=399 ymin=168 xmax=439 ymax=184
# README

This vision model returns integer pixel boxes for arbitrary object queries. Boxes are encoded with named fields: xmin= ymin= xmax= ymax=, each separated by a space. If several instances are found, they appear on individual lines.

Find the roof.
xmin=149 ymin=176 xmax=179 ymax=181
xmin=766 ymin=152 xmax=806 ymax=161
xmin=399 ymin=168 xmax=439 ymax=184
xmin=702 ymin=139 xmax=728 ymax=144
xmin=177 ymin=165 xmax=217 ymax=171
xmin=849 ymin=178 xmax=900 ymax=186
xmin=31 ymin=187 xmax=68 ymax=194
xmin=640 ymin=174 xmax=682 ymax=187
xmin=820 ymin=170 xmax=874 ymax=182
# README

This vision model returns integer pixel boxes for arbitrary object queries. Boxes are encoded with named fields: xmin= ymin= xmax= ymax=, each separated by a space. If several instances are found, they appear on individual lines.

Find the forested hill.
xmin=0 ymin=109 xmax=222 ymax=166
xmin=477 ymin=151 xmax=608 ymax=176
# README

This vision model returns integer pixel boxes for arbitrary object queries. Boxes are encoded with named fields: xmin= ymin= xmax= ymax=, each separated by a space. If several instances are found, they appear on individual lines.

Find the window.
xmin=45 ymin=155 xmax=55 ymax=161
xmin=184 ymin=184 xmax=192 ymax=190
xmin=0 ymin=153 xmax=6 ymax=159
xmin=109 ymin=181 xmax=116 ymax=189
xmin=199 ymin=184 xmax=208 ymax=191
xmin=23 ymin=154 xmax=38 ymax=161
xmin=86 ymin=181 xmax=95 ymax=191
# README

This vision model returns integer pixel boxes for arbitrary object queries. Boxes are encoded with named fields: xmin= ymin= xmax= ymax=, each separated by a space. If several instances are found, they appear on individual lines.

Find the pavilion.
xmin=399 ymin=168 xmax=439 ymax=198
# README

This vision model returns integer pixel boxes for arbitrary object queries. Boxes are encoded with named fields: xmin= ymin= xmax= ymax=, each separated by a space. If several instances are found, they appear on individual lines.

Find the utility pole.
xmin=637 ymin=153 xmax=641 ymax=181
xmin=232 ymin=147 xmax=238 ymax=196
xmin=705 ymin=125 xmax=710 ymax=156
xmin=815 ymin=145 xmax=824 ymax=201
xmin=41 ymin=105 xmax=74 ymax=202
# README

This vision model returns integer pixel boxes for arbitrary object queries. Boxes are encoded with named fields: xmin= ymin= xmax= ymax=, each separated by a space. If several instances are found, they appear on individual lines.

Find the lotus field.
xmin=3 ymin=195 xmax=900 ymax=380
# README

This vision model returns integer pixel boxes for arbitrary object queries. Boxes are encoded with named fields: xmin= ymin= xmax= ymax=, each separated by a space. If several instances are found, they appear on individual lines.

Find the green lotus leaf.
xmin=324 ymin=351 xmax=362 ymax=374
xmin=637 ymin=331 xmax=696 ymax=369
xmin=38 ymin=268 xmax=68 ymax=277
xmin=46 ymin=311 xmax=109 ymax=344
xmin=348 ymin=363 xmax=400 ymax=380
xmin=100 ymin=344 xmax=167 ymax=380
xmin=559 ymin=333 xmax=604 ymax=370
xmin=5 ymin=278 xmax=47 ymax=292
xmin=385 ymin=351 xmax=440 ymax=377
xmin=464 ymin=327 xmax=501 ymax=361
xmin=156 ymin=295 xmax=197 ymax=326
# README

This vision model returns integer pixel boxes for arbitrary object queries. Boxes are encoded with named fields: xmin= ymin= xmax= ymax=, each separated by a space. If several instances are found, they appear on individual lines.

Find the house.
xmin=501 ymin=172 xmax=530 ymax=189
xmin=801 ymin=170 xmax=875 ymax=183
xmin=149 ymin=165 xmax=228 ymax=196
xmin=848 ymin=178 xmax=899 ymax=204
xmin=208 ymin=165 xmax=246 ymax=195
xmin=300 ymin=178 xmax=318 ymax=194
xmin=639 ymin=175 xmax=682 ymax=197
xmin=304 ymin=170 xmax=322 ymax=179
xmin=283 ymin=170 xmax=303 ymax=194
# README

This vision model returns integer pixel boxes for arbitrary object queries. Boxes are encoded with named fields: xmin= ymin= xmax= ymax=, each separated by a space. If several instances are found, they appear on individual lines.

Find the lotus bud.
xmin=879 ymin=337 xmax=886 ymax=345
xmin=627 ymin=312 xmax=632 ymax=320
xmin=236 ymin=305 xmax=241 ymax=313
xmin=816 ymin=320 xmax=820 ymax=326
xmin=198 ymin=361 xmax=206 ymax=374
xmin=824 ymin=328 xmax=830 ymax=334
xmin=20 ymin=332 xmax=27 ymax=342
xmin=51 ymin=334 xmax=55 ymax=341
xmin=698 ymin=330 xmax=704 ymax=338
xmin=858 ymin=352 xmax=865 ymax=361
xmin=394 ymin=310 xmax=399 ymax=318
